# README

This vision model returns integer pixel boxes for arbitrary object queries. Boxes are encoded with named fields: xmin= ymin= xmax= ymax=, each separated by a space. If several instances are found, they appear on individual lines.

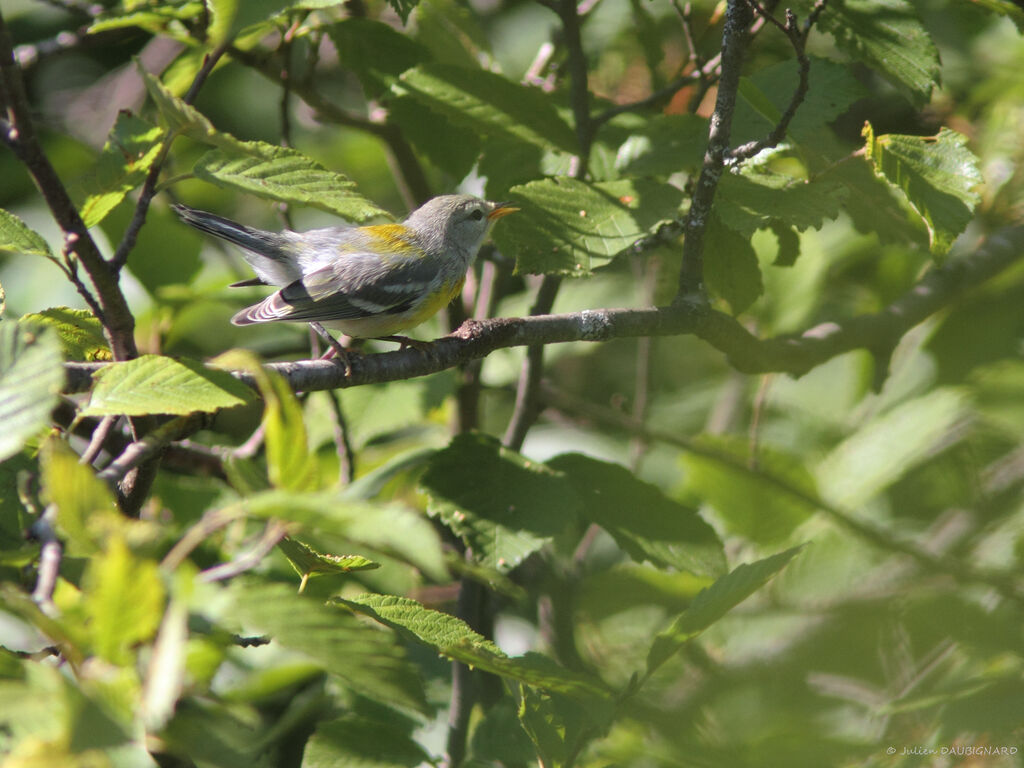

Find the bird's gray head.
xmin=404 ymin=194 xmax=517 ymax=255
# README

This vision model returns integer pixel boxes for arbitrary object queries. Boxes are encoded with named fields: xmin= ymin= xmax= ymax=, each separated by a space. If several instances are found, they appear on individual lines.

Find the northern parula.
xmin=173 ymin=195 xmax=517 ymax=361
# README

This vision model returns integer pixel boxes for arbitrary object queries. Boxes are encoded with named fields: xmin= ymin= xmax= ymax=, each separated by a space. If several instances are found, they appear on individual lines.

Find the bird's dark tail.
xmin=172 ymin=204 xmax=287 ymax=257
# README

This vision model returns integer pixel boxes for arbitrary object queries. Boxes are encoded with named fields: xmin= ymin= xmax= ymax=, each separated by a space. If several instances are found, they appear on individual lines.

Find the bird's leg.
xmin=310 ymin=322 xmax=353 ymax=376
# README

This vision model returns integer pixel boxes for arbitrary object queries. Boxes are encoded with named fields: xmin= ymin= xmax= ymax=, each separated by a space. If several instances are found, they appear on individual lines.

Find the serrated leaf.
xmin=646 ymin=547 xmax=802 ymax=674
xmin=20 ymin=308 xmax=111 ymax=362
xmin=338 ymin=594 xmax=610 ymax=701
xmin=398 ymin=64 xmax=577 ymax=154
xmin=681 ymin=435 xmax=818 ymax=545
xmin=302 ymin=716 xmax=430 ymax=768
xmin=387 ymin=0 xmax=419 ymax=23
xmin=816 ymin=388 xmax=967 ymax=509
xmin=193 ymin=149 xmax=389 ymax=223
xmin=73 ymin=112 xmax=165 ymax=228
xmin=801 ymin=0 xmax=940 ymax=107
xmin=715 ymin=172 xmax=848 ymax=237
xmin=0 ymin=323 xmax=64 ymax=463
xmin=40 ymin=439 xmax=120 ymax=557
xmin=547 ymin=453 xmax=726 ymax=577
xmin=84 ymin=355 xmax=255 ymax=416
xmin=225 ymin=580 xmax=428 ymax=712
xmin=863 ymin=125 xmax=982 ymax=256
xmin=491 ymin=177 xmax=685 ymax=276
xmin=0 ymin=208 xmax=54 ymax=260
xmin=703 ymin=212 xmax=763 ymax=314
xmin=83 ymin=537 xmax=165 ymax=665
xmin=615 ymin=113 xmax=709 ymax=177
xmin=277 ymin=537 xmax=379 ymax=581
xmin=419 ymin=433 xmax=581 ymax=572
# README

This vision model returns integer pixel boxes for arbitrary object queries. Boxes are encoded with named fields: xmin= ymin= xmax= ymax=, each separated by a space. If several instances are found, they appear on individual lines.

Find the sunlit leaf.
xmin=0 ymin=208 xmax=54 ymax=260
xmin=863 ymin=124 xmax=982 ymax=256
xmin=20 ymin=308 xmax=111 ymax=362
xmin=39 ymin=439 xmax=120 ymax=556
xmin=492 ymin=177 xmax=685 ymax=275
xmin=0 ymin=323 xmax=64 ymax=463
xmin=84 ymin=355 xmax=255 ymax=416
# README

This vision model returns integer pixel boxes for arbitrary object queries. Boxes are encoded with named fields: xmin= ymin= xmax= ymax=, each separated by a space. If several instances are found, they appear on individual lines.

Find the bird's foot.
xmin=310 ymin=322 xmax=355 ymax=376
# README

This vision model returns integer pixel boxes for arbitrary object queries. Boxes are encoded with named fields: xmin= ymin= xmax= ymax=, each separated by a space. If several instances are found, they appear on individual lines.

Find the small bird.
xmin=173 ymin=195 xmax=517 ymax=368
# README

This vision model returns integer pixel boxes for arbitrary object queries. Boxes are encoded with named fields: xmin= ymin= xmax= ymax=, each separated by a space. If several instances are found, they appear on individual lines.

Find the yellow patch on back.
xmin=360 ymin=225 xmax=424 ymax=259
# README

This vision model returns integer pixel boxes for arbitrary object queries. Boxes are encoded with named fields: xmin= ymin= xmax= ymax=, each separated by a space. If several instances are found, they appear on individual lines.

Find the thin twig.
xmin=199 ymin=519 xmax=290 ymax=582
xmin=97 ymin=414 xmax=206 ymax=483
xmin=111 ymin=44 xmax=228 ymax=270
xmin=30 ymin=507 xmax=61 ymax=616
xmin=161 ymin=506 xmax=244 ymax=570
xmin=80 ymin=415 xmax=117 ymax=466
xmin=327 ymin=390 xmax=356 ymax=485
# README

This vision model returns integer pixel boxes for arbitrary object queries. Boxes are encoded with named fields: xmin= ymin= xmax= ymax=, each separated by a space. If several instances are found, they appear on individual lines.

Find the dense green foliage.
xmin=0 ymin=0 xmax=1022 ymax=766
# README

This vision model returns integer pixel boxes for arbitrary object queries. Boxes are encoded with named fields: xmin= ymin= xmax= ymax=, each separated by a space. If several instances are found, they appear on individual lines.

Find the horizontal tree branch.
xmin=61 ymin=227 xmax=1024 ymax=397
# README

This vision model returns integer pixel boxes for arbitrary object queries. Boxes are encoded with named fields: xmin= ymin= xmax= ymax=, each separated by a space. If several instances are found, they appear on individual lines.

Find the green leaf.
xmin=398 ymin=64 xmax=577 ymax=154
xmin=206 ymin=0 xmax=293 ymax=43
xmin=492 ymin=177 xmax=685 ymax=276
xmin=277 ymin=537 xmax=379 ymax=582
xmin=338 ymin=594 xmax=610 ymax=700
xmin=301 ymin=716 xmax=430 ymax=768
xmin=328 ymin=18 xmax=428 ymax=97
xmin=243 ymin=362 xmax=317 ymax=492
xmin=20 ymin=308 xmax=111 ymax=362
xmin=83 ymin=537 xmax=165 ymax=665
xmin=614 ymin=113 xmax=709 ymax=176
xmin=193 ymin=148 xmax=389 ymax=223
xmin=803 ymin=0 xmax=940 ymax=107
xmin=84 ymin=355 xmax=255 ymax=416
xmin=419 ymin=433 xmax=581 ymax=572
xmin=646 ymin=547 xmax=802 ymax=674
xmin=224 ymin=580 xmax=428 ymax=712
xmin=863 ymin=125 xmax=982 ymax=256
xmin=681 ymin=435 xmax=818 ymax=545
xmin=547 ymin=453 xmax=726 ymax=578
xmin=0 ymin=323 xmax=64 ymax=463
xmin=73 ymin=112 xmax=165 ymax=228
xmin=715 ymin=172 xmax=848 ymax=237
xmin=703 ymin=212 xmax=763 ymax=314
xmin=387 ymin=0 xmax=419 ymax=23
xmin=40 ymin=439 xmax=120 ymax=557
xmin=0 ymin=208 xmax=54 ymax=260
xmin=89 ymin=3 xmax=203 ymax=34
xmin=388 ymin=95 xmax=482 ymax=181
xmin=816 ymin=388 xmax=967 ymax=508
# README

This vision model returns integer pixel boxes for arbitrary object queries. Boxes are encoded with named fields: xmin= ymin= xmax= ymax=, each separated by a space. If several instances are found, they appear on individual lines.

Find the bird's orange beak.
xmin=488 ymin=203 xmax=519 ymax=221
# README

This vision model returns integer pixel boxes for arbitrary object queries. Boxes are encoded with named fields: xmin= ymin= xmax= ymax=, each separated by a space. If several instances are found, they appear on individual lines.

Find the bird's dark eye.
xmin=470 ymin=209 xmax=484 ymax=221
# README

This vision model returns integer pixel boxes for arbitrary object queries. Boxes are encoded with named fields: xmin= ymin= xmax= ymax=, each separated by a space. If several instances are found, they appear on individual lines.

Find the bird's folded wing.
xmin=233 ymin=251 xmax=436 ymax=324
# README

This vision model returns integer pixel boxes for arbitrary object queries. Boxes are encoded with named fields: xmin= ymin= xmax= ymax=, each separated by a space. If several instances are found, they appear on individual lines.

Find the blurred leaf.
xmin=277 ymin=537 xmax=379 ymax=583
xmin=646 ymin=547 xmax=802 ymax=674
xmin=420 ymin=433 xmax=581 ymax=572
xmin=414 ymin=0 xmax=490 ymax=67
xmin=83 ymin=537 xmax=165 ymax=665
xmin=388 ymin=96 xmax=481 ymax=181
xmin=863 ymin=125 xmax=982 ymax=256
xmin=703 ymin=212 xmax=763 ymax=314
xmin=20 ymin=308 xmax=111 ymax=362
xmin=716 ymin=172 xmax=848 ymax=237
xmin=89 ymin=3 xmax=203 ymax=34
xmin=339 ymin=594 xmax=610 ymax=701
xmin=328 ymin=19 xmax=428 ymax=97
xmin=816 ymin=388 xmax=967 ymax=508
xmin=207 ymin=0 xmax=294 ymax=43
xmin=398 ymin=64 xmax=577 ymax=153
xmin=73 ymin=112 xmax=164 ymax=228
xmin=103 ymin=201 xmax=203 ymax=295
xmin=84 ymin=355 xmax=255 ymax=416
xmin=238 ymin=491 xmax=447 ymax=581
xmin=387 ymin=0 xmax=419 ymax=23
xmin=548 ymin=453 xmax=726 ymax=577
xmin=225 ymin=580 xmax=428 ymax=712
xmin=518 ymin=686 xmax=596 ymax=768
xmin=141 ymin=583 xmax=188 ymax=731
xmin=0 ymin=208 xmax=54 ymax=260
xmin=340 ymin=372 xmax=452 ymax=449
xmin=614 ymin=113 xmax=708 ymax=177
xmin=342 ymin=446 xmax=436 ymax=501
xmin=40 ymin=439 xmax=120 ymax=557
xmin=301 ymin=715 xmax=430 ymax=768
xmin=682 ymin=435 xmax=818 ymax=545
xmin=801 ymin=0 xmax=940 ymax=107
xmin=193 ymin=148 xmax=389 ymax=223
xmin=493 ymin=177 xmax=685 ymax=275
xmin=0 ymin=323 xmax=64 ymax=463
xmin=163 ymin=700 xmax=269 ymax=768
